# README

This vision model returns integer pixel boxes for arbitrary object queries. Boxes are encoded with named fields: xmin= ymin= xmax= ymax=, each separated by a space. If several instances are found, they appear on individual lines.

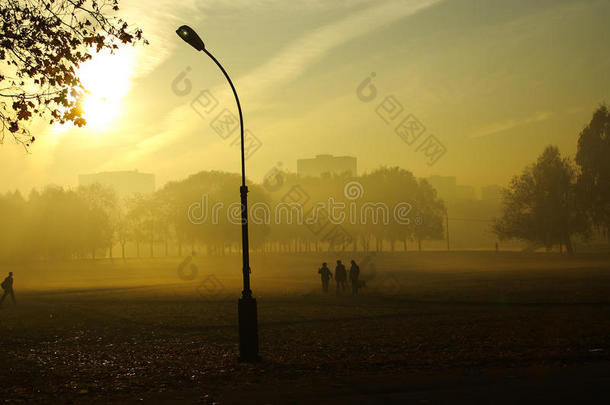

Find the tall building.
xmin=481 ymin=185 xmax=503 ymax=202
xmin=427 ymin=175 xmax=476 ymax=202
xmin=297 ymin=154 xmax=357 ymax=177
xmin=78 ymin=170 xmax=155 ymax=197
xmin=455 ymin=185 xmax=476 ymax=201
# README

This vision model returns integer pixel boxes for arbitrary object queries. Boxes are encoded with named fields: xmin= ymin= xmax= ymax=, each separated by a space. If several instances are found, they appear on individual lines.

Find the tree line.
xmin=494 ymin=105 xmax=610 ymax=253
xmin=3 ymin=105 xmax=604 ymax=261
xmin=0 ymin=168 xmax=447 ymax=261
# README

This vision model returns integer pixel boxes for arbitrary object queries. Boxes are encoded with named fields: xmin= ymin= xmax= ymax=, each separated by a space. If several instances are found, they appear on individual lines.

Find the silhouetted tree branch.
xmin=0 ymin=0 xmax=146 ymax=147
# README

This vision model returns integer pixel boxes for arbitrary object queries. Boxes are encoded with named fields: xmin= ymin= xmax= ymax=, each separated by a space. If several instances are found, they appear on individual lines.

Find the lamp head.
xmin=176 ymin=25 xmax=205 ymax=51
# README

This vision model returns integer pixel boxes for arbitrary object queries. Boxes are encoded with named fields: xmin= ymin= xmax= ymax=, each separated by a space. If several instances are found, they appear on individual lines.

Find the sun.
xmin=77 ymin=47 xmax=136 ymax=131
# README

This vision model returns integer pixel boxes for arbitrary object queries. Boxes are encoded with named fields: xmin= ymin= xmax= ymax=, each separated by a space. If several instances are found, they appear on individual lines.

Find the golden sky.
xmin=1 ymin=0 xmax=609 ymax=194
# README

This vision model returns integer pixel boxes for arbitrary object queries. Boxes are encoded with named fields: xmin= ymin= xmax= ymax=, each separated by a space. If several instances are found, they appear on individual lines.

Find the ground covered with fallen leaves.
xmin=1 ymin=252 xmax=610 ymax=403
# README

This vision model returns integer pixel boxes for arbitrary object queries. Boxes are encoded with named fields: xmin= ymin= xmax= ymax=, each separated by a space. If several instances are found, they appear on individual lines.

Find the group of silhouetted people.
xmin=318 ymin=260 xmax=361 ymax=296
xmin=0 ymin=272 xmax=15 ymax=307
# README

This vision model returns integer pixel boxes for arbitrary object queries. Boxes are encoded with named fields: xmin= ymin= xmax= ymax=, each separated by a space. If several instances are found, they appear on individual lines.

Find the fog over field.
xmin=1 ymin=0 xmax=609 ymax=403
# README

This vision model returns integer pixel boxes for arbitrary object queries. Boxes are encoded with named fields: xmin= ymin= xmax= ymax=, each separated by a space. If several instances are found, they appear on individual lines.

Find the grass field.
xmin=1 ymin=252 xmax=609 ymax=403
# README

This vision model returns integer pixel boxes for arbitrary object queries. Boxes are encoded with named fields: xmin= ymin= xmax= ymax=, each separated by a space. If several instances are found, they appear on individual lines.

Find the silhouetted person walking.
xmin=318 ymin=262 xmax=332 ymax=293
xmin=0 ymin=272 xmax=15 ymax=307
xmin=335 ymin=260 xmax=347 ymax=295
xmin=349 ymin=260 xmax=360 ymax=296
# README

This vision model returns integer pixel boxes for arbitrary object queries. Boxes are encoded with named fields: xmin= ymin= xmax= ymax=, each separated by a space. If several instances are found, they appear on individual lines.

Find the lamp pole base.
xmin=238 ymin=296 xmax=261 ymax=362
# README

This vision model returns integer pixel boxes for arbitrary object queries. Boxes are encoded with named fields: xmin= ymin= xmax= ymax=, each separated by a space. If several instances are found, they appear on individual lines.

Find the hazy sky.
xmin=1 ymin=0 xmax=609 ymax=194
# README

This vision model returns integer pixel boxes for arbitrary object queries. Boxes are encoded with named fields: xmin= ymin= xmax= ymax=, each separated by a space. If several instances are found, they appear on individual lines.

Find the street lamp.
xmin=176 ymin=25 xmax=260 ymax=362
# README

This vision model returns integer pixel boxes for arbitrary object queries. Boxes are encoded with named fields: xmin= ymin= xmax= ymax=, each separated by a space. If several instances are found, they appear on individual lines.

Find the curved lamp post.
xmin=176 ymin=25 xmax=260 ymax=362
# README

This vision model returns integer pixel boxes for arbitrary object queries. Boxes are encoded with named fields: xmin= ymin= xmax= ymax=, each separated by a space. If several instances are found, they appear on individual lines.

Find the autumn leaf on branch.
xmin=0 ymin=0 xmax=147 ymax=148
